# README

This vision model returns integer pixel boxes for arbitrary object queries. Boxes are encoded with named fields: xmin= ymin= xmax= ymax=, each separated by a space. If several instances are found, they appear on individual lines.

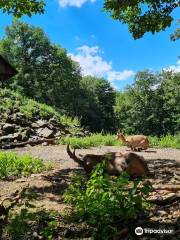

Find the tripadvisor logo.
xmin=135 ymin=227 xmax=143 ymax=235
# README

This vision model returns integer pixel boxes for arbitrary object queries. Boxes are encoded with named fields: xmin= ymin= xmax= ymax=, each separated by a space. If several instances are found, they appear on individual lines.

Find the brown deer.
xmin=116 ymin=132 xmax=149 ymax=151
xmin=67 ymin=145 xmax=150 ymax=177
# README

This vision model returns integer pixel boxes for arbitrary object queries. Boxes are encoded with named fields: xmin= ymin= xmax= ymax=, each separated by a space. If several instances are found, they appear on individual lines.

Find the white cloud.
xmin=107 ymin=70 xmax=135 ymax=82
xmin=164 ymin=60 xmax=180 ymax=72
xmin=69 ymin=45 xmax=135 ymax=83
xmin=58 ymin=0 xmax=96 ymax=8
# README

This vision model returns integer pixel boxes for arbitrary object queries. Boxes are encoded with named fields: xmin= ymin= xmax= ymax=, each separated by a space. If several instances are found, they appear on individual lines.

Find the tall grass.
xmin=59 ymin=133 xmax=180 ymax=149
xmin=59 ymin=133 xmax=123 ymax=149
xmin=0 ymin=151 xmax=48 ymax=180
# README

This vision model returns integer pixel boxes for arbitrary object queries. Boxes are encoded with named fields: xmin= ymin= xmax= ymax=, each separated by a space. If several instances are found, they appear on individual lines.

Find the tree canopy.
xmin=115 ymin=70 xmax=180 ymax=136
xmin=0 ymin=21 xmax=179 ymax=135
xmin=104 ymin=0 xmax=180 ymax=39
xmin=0 ymin=0 xmax=45 ymax=17
xmin=0 ymin=21 xmax=116 ymax=132
xmin=0 ymin=21 xmax=81 ymax=115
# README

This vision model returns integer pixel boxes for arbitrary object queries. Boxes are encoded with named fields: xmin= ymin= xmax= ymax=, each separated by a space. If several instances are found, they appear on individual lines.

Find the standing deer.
xmin=116 ymin=132 xmax=149 ymax=151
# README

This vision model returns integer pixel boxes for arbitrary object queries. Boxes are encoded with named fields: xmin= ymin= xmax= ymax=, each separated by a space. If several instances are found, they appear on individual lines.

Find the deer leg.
xmin=139 ymin=140 xmax=147 ymax=150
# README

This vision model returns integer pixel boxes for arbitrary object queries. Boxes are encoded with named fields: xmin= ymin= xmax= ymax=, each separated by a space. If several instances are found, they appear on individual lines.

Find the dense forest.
xmin=0 ymin=21 xmax=179 ymax=136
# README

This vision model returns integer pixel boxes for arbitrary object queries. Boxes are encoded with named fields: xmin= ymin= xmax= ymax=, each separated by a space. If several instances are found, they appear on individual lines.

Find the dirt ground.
xmin=9 ymin=144 xmax=180 ymax=165
xmin=1 ymin=145 xmax=180 ymax=239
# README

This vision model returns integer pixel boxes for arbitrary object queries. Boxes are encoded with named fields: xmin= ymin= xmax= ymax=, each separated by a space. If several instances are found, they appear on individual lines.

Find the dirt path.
xmin=1 ymin=145 xmax=180 ymax=239
xmin=9 ymin=145 xmax=180 ymax=167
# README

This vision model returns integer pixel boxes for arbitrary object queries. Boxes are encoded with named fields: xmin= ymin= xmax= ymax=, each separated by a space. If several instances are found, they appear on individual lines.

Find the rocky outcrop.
xmin=0 ymin=108 xmax=90 ymax=149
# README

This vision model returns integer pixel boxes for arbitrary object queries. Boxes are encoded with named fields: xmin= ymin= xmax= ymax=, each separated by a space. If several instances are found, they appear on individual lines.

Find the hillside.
xmin=0 ymin=88 xmax=88 ymax=149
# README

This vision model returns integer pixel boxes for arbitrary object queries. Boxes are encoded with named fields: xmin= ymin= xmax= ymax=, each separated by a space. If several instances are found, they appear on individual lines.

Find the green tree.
xmin=158 ymin=71 xmax=180 ymax=134
xmin=0 ymin=21 xmax=82 ymax=115
xmin=114 ymin=70 xmax=180 ymax=136
xmin=79 ymin=76 xmax=116 ymax=132
xmin=103 ymin=0 xmax=180 ymax=39
xmin=0 ymin=0 xmax=45 ymax=17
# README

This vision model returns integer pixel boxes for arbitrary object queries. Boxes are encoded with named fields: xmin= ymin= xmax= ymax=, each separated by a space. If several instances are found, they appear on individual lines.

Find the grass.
xmin=59 ymin=133 xmax=180 ymax=149
xmin=0 ymin=151 xmax=50 ymax=180
xmin=59 ymin=133 xmax=123 ymax=148
xmin=0 ymin=88 xmax=81 ymax=133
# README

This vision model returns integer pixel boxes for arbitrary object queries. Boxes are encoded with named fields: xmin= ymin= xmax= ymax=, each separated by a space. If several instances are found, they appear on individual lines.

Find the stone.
xmin=38 ymin=127 xmax=54 ymax=138
xmin=31 ymin=122 xmax=39 ymax=128
xmin=0 ymin=132 xmax=22 ymax=142
xmin=75 ymin=131 xmax=85 ymax=137
xmin=55 ymin=131 xmax=62 ymax=137
xmin=42 ymin=142 xmax=48 ymax=146
xmin=36 ymin=120 xmax=47 ymax=127
xmin=2 ymin=123 xmax=15 ymax=134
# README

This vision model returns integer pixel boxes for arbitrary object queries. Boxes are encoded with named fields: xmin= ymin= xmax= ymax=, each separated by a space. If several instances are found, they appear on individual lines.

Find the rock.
xmin=42 ymin=142 xmax=48 ymax=146
xmin=38 ymin=127 xmax=54 ymax=138
xmin=21 ymin=127 xmax=33 ymax=139
xmin=2 ymin=123 xmax=15 ymax=134
xmin=55 ymin=131 xmax=62 ymax=137
xmin=157 ymin=210 xmax=167 ymax=216
xmin=0 ymin=132 xmax=22 ymax=142
xmin=31 ymin=122 xmax=39 ymax=128
xmin=75 ymin=131 xmax=85 ymax=137
xmin=36 ymin=120 xmax=47 ymax=127
xmin=49 ymin=118 xmax=62 ymax=126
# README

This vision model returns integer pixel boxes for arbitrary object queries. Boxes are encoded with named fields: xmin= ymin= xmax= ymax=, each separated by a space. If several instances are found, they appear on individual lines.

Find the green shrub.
xmin=0 ymin=151 xmax=47 ymax=180
xmin=64 ymin=161 xmax=151 ymax=239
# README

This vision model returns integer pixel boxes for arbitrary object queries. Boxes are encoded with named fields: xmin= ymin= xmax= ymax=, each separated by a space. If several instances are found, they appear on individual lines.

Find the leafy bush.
xmin=64 ymin=161 xmax=151 ymax=239
xmin=0 ymin=151 xmax=47 ymax=180
xmin=59 ymin=133 xmax=180 ymax=149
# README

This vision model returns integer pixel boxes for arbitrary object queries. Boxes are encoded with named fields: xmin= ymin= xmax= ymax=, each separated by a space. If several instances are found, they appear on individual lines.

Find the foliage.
xmin=0 ymin=21 xmax=82 ymax=116
xmin=0 ymin=0 xmax=45 ymax=17
xmin=103 ymin=0 xmax=180 ymax=39
xmin=0 ymin=151 xmax=47 ymax=180
xmin=0 ymin=22 xmax=179 ymax=135
xmin=0 ymin=88 xmax=81 ymax=133
xmin=6 ymin=208 xmax=59 ymax=240
xmin=171 ymin=19 xmax=180 ymax=41
xmin=64 ymin=162 xmax=151 ymax=239
xmin=115 ymin=70 xmax=180 ymax=136
xmin=59 ymin=133 xmax=123 ymax=148
xmin=0 ymin=21 xmax=117 ymax=132
xmin=59 ymin=133 xmax=180 ymax=149
xmin=79 ymin=76 xmax=116 ymax=132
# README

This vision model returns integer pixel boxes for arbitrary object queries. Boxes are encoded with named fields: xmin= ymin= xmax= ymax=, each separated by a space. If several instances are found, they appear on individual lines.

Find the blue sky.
xmin=0 ymin=0 xmax=180 ymax=89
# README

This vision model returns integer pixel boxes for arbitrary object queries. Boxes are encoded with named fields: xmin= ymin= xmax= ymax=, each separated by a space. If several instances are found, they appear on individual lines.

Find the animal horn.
xmin=67 ymin=144 xmax=84 ymax=167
